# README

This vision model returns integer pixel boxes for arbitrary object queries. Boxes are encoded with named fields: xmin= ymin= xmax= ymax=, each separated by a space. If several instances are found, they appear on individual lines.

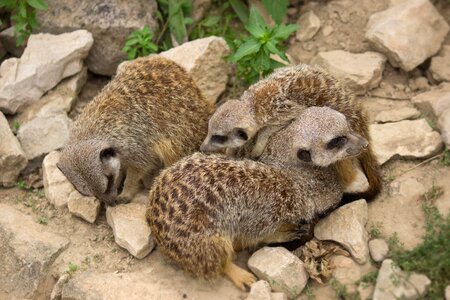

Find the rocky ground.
xmin=1 ymin=0 xmax=450 ymax=299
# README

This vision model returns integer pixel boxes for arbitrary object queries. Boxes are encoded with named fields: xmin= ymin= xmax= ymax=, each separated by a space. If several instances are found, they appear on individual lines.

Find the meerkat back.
xmin=58 ymin=57 xmax=214 ymax=205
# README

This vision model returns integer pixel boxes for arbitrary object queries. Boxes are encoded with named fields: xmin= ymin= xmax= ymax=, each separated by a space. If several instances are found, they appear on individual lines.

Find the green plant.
xmin=122 ymin=26 xmax=158 ymax=60
xmin=229 ymin=7 xmax=297 ymax=84
xmin=369 ymin=223 xmax=382 ymax=239
xmin=329 ymin=278 xmax=359 ymax=300
xmin=37 ymin=215 xmax=48 ymax=225
xmin=16 ymin=179 xmax=31 ymax=191
xmin=389 ymin=202 xmax=449 ymax=299
xmin=442 ymin=146 xmax=450 ymax=166
xmin=156 ymin=0 xmax=192 ymax=49
xmin=0 ymin=0 xmax=48 ymax=46
xmin=11 ymin=120 xmax=20 ymax=132
xmin=423 ymin=184 xmax=443 ymax=203
xmin=64 ymin=262 xmax=79 ymax=277
xmin=358 ymin=271 xmax=378 ymax=287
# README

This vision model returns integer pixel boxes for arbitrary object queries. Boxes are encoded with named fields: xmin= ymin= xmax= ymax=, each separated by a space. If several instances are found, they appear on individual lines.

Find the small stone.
xmin=311 ymin=50 xmax=386 ymax=95
xmin=106 ymin=203 xmax=155 ymax=259
xmin=0 ymin=204 xmax=69 ymax=299
xmin=368 ymin=239 xmax=389 ymax=262
xmin=42 ymin=151 xmax=74 ymax=208
xmin=314 ymin=199 xmax=369 ymax=264
xmin=0 ymin=27 xmax=25 ymax=57
xmin=271 ymin=293 xmax=288 ymax=300
xmin=370 ymin=119 xmax=443 ymax=165
xmin=159 ymin=36 xmax=230 ymax=104
xmin=0 ymin=30 xmax=93 ymax=114
xmin=322 ymin=25 xmax=334 ymax=36
xmin=430 ymin=45 xmax=450 ymax=82
xmin=68 ymin=193 xmax=101 ymax=224
xmin=0 ymin=112 xmax=27 ymax=187
xmin=248 ymin=247 xmax=309 ymax=299
xmin=17 ymin=113 xmax=72 ymax=161
xmin=363 ymin=98 xmax=420 ymax=123
xmin=438 ymin=109 xmax=450 ymax=147
xmin=409 ymin=76 xmax=429 ymax=92
xmin=365 ymin=0 xmax=449 ymax=71
xmin=246 ymin=280 xmax=272 ymax=300
xmin=296 ymin=11 xmax=321 ymax=42
xmin=445 ymin=285 xmax=450 ymax=300
xmin=50 ymin=273 xmax=70 ymax=300
xmin=373 ymin=259 xmax=431 ymax=300
xmin=411 ymin=84 xmax=450 ymax=119
xmin=374 ymin=107 xmax=421 ymax=123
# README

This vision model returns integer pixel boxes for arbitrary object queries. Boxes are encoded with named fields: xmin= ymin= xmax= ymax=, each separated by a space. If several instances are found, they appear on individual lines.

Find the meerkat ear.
xmin=99 ymin=147 xmax=120 ymax=176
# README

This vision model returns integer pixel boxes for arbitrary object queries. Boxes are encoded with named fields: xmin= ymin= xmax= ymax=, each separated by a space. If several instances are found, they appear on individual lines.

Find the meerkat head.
xmin=289 ymin=106 xmax=368 ymax=167
xmin=57 ymin=139 xmax=123 ymax=206
xmin=200 ymin=99 xmax=258 ymax=152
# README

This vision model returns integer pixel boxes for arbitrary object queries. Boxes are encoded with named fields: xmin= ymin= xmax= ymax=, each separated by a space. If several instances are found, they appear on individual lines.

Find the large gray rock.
xmin=37 ymin=0 xmax=158 ymax=76
xmin=365 ymin=0 xmax=449 ymax=71
xmin=106 ymin=203 xmax=155 ymax=259
xmin=363 ymin=98 xmax=421 ymax=123
xmin=0 ymin=204 xmax=69 ymax=299
xmin=411 ymin=84 xmax=450 ymax=119
xmin=370 ymin=119 xmax=443 ymax=165
xmin=311 ymin=50 xmax=386 ymax=95
xmin=0 ymin=30 xmax=93 ymax=114
xmin=314 ymin=199 xmax=369 ymax=264
xmin=373 ymin=259 xmax=431 ymax=300
xmin=248 ymin=247 xmax=309 ymax=299
xmin=430 ymin=45 xmax=450 ymax=82
xmin=62 ymin=250 xmax=245 ymax=300
xmin=160 ymin=36 xmax=230 ymax=104
xmin=0 ymin=112 xmax=27 ymax=187
xmin=296 ymin=11 xmax=321 ymax=42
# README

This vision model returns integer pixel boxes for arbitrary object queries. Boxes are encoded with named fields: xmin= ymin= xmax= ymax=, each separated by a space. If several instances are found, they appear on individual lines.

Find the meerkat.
xmin=200 ymin=64 xmax=381 ymax=200
xmin=57 ymin=57 xmax=214 ymax=206
xmin=147 ymin=107 xmax=369 ymax=290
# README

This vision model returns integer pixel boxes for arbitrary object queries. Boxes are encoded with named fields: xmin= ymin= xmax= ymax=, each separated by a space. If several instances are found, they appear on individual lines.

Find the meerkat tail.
xmin=223 ymin=259 xmax=256 ymax=291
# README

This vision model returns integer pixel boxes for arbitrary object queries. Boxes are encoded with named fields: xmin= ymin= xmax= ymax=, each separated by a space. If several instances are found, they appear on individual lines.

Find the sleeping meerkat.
xmin=57 ymin=57 xmax=214 ymax=206
xmin=200 ymin=64 xmax=381 ymax=200
xmin=147 ymin=107 xmax=368 ymax=290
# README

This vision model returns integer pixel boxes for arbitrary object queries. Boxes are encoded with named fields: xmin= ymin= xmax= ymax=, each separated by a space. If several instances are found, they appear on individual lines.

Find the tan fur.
xmin=201 ymin=64 xmax=381 ymax=200
xmin=147 ymin=107 xmax=367 ymax=289
xmin=57 ymin=57 xmax=214 ymax=205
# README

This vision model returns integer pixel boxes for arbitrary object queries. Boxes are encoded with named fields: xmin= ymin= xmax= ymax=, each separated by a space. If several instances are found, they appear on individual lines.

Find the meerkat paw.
xmin=115 ymin=195 xmax=132 ymax=205
xmin=223 ymin=261 xmax=256 ymax=291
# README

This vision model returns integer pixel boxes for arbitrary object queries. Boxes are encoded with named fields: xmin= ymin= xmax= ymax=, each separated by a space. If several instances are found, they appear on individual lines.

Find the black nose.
xmin=297 ymin=150 xmax=312 ymax=162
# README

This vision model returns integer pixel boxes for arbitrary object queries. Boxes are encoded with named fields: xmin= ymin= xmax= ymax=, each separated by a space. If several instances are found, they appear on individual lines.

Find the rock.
xmin=363 ymin=98 xmax=420 ymax=123
xmin=446 ymin=285 xmax=450 ymax=300
xmin=17 ymin=113 xmax=72 ymax=161
xmin=0 ymin=112 xmax=27 ymax=187
xmin=311 ymin=50 xmax=386 ymax=95
xmin=0 ymin=26 xmax=26 ymax=57
xmin=62 ymin=250 xmax=245 ymax=299
xmin=68 ymin=193 xmax=101 ymax=224
xmin=370 ymin=119 xmax=443 ymax=165
xmin=106 ymin=203 xmax=155 ymax=259
xmin=42 ymin=151 xmax=87 ymax=209
xmin=16 ymin=68 xmax=88 ymax=125
xmin=50 ymin=273 xmax=70 ymax=300
xmin=37 ymin=0 xmax=158 ymax=76
xmin=409 ymin=76 xmax=430 ymax=92
xmin=368 ymin=239 xmax=389 ymax=262
xmin=296 ymin=11 xmax=321 ymax=42
xmin=365 ymin=0 xmax=449 ymax=71
xmin=439 ymin=111 xmax=450 ymax=147
xmin=0 ymin=204 xmax=69 ymax=299
xmin=430 ymin=45 xmax=450 ymax=82
xmin=160 ymin=36 xmax=230 ymax=104
xmin=343 ymin=160 xmax=369 ymax=194
xmin=411 ymin=84 xmax=450 ymax=119
xmin=247 ymin=280 xmax=272 ymax=300
xmin=0 ymin=30 xmax=93 ymax=114
xmin=248 ymin=247 xmax=309 ymax=299
xmin=314 ymin=199 xmax=369 ymax=264
xmin=322 ymin=25 xmax=333 ymax=37
xmin=373 ymin=259 xmax=431 ymax=300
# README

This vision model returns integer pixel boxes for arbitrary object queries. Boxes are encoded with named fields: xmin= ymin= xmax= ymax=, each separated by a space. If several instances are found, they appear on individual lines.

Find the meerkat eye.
xmin=211 ymin=135 xmax=228 ymax=144
xmin=235 ymin=129 xmax=248 ymax=140
xmin=297 ymin=149 xmax=312 ymax=162
xmin=327 ymin=136 xmax=348 ymax=150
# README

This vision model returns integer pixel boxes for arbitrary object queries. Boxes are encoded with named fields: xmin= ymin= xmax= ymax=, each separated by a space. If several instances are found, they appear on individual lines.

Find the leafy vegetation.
xmin=123 ymin=0 xmax=297 ymax=85
xmin=329 ymin=278 xmax=359 ymax=300
xmin=0 ymin=0 xmax=48 ymax=46
xmin=37 ymin=215 xmax=48 ymax=225
xmin=442 ymin=146 xmax=450 ymax=166
xmin=358 ymin=270 xmax=378 ymax=287
xmin=388 ymin=189 xmax=450 ymax=300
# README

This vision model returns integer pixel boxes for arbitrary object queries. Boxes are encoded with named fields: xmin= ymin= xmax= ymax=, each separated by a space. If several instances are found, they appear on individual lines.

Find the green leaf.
xmin=265 ymin=40 xmax=289 ymax=62
xmin=230 ymin=38 xmax=261 ymax=62
xmin=19 ymin=2 xmax=27 ymax=18
xmin=27 ymin=0 xmax=48 ymax=10
xmin=247 ymin=6 xmax=266 ymax=32
xmin=261 ymin=0 xmax=288 ymax=24
xmin=127 ymin=47 xmax=137 ymax=60
xmin=271 ymin=24 xmax=298 ymax=40
xmin=168 ymin=0 xmax=188 ymax=43
xmin=200 ymin=16 xmax=220 ymax=27
xmin=229 ymin=0 xmax=248 ymax=24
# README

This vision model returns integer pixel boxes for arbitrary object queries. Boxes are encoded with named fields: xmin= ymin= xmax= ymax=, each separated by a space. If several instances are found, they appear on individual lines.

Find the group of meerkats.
xmin=57 ymin=56 xmax=381 ymax=290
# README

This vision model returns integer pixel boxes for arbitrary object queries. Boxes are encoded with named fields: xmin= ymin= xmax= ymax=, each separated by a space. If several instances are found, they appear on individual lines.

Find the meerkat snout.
xmin=201 ymin=99 xmax=258 ymax=152
xmin=292 ymin=107 xmax=369 ymax=167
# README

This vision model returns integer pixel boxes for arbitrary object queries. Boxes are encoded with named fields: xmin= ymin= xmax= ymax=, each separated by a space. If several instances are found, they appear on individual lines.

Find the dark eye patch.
xmin=211 ymin=135 xmax=228 ymax=144
xmin=297 ymin=149 xmax=311 ymax=162
xmin=327 ymin=136 xmax=348 ymax=150
xmin=236 ymin=129 xmax=248 ymax=140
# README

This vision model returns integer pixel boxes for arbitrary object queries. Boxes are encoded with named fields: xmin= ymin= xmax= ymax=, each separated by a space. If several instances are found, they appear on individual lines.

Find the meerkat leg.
xmin=117 ymin=168 xmax=144 ymax=204
xmin=223 ymin=259 xmax=256 ymax=291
